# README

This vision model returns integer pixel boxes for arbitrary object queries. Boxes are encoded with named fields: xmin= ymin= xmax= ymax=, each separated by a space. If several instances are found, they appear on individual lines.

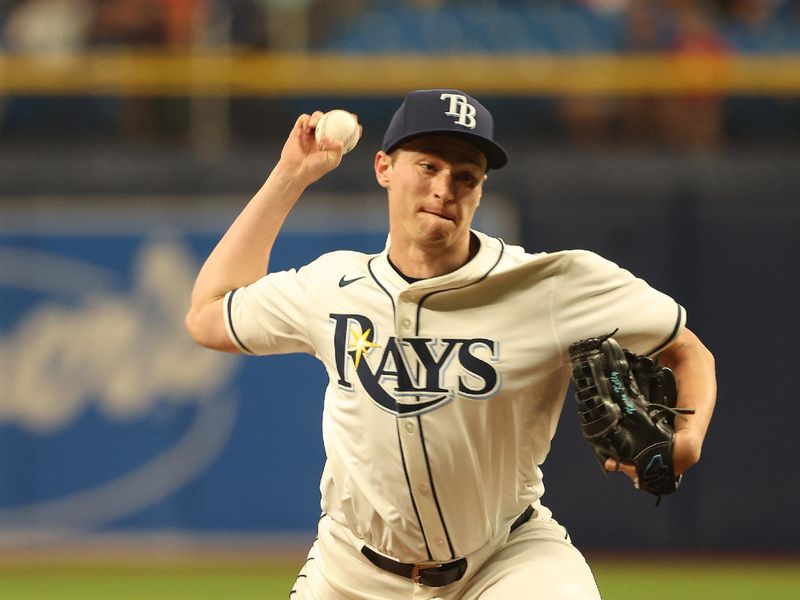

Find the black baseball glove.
xmin=568 ymin=331 xmax=694 ymax=499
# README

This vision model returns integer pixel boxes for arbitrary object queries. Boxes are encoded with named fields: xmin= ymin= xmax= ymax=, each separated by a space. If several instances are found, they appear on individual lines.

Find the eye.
xmin=418 ymin=162 xmax=437 ymax=175
xmin=455 ymin=171 xmax=479 ymax=186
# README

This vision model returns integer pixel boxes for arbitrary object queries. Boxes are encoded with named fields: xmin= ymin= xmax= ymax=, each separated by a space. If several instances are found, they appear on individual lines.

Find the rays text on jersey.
xmin=330 ymin=313 xmax=500 ymax=416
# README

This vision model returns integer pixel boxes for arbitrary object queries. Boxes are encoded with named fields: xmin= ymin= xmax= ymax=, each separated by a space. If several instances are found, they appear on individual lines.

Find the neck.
xmin=388 ymin=232 xmax=479 ymax=279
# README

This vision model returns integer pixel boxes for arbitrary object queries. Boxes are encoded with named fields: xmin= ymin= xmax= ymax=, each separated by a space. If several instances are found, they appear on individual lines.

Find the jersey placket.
xmin=395 ymin=288 xmax=453 ymax=562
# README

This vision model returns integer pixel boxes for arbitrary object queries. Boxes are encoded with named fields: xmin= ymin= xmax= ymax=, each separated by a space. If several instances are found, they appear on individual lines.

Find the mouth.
xmin=420 ymin=209 xmax=455 ymax=223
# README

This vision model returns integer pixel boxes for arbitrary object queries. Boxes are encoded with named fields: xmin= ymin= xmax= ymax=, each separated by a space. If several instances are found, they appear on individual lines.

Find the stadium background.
xmin=1 ymin=0 xmax=799 ymax=597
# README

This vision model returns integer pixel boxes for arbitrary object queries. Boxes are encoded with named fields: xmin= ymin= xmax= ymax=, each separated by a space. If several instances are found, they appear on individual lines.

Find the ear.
xmin=374 ymin=151 xmax=393 ymax=189
xmin=476 ymin=174 xmax=487 ymax=207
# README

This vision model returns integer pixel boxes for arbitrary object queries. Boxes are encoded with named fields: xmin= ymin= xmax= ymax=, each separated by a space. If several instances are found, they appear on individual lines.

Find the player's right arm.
xmin=185 ymin=112 xmax=351 ymax=351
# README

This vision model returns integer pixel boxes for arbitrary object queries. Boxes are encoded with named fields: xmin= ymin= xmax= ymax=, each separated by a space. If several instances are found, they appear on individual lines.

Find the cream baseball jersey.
xmin=223 ymin=230 xmax=684 ymax=564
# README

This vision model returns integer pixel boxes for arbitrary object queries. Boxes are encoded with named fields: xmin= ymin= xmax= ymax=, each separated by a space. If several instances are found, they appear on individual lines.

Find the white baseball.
xmin=315 ymin=110 xmax=360 ymax=154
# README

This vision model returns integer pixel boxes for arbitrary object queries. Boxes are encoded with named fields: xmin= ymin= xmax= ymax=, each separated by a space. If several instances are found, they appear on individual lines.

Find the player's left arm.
xmin=657 ymin=326 xmax=717 ymax=475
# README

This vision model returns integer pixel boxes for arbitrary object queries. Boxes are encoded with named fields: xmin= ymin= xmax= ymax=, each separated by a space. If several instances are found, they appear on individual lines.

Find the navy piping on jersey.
xmin=387 ymin=256 xmax=421 ymax=284
xmin=414 ymin=238 xmax=506 ymax=325
xmin=227 ymin=289 xmax=253 ymax=354
xmin=368 ymin=239 xmax=506 ymax=561
xmin=369 ymin=255 xmax=432 ymax=559
xmin=396 ymin=420 xmax=434 ymax=560
xmin=411 ymin=237 xmax=506 ymax=560
xmin=417 ymin=413 xmax=457 ymax=558
xmin=645 ymin=304 xmax=684 ymax=356
xmin=368 ymin=256 xmax=396 ymax=314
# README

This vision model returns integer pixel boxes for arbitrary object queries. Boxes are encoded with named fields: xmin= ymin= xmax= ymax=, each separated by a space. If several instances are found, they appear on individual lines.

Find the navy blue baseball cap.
xmin=382 ymin=89 xmax=508 ymax=170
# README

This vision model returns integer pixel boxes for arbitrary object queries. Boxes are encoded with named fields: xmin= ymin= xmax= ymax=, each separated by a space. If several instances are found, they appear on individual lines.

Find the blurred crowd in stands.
xmin=0 ymin=0 xmax=798 ymax=151
xmin=1 ymin=0 xmax=797 ymax=52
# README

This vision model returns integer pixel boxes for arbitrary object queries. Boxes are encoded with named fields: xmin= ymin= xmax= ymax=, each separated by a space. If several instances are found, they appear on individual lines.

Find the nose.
xmin=431 ymin=170 xmax=455 ymax=202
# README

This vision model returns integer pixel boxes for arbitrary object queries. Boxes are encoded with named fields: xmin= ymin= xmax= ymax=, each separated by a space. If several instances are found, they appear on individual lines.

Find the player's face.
xmin=377 ymin=135 xmax=488 ymax=255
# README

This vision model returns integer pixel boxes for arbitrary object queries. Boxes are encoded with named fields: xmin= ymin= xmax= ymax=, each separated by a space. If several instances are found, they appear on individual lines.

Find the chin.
xmin=418 ymin=227 xmax=460 ymax=249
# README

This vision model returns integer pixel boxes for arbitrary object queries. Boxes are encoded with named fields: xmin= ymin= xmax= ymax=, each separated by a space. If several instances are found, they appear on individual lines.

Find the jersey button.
xmin=418 ymin=484 xmax=429 ymax=495
xmin=435 ymin=538 xmax=445 ymax=547
xmin=404 ymin=421 xmax=415 ymax=433
xmin=401 ymin=318 xmax=412 ymax=329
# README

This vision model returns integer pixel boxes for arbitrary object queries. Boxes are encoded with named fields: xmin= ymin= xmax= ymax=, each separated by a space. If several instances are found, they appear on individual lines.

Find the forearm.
xmin=184 ymin=110 xmax=354 ymax=350
xmin=185 ymin=165 xmax=308 ymax=349
xmin=189 ymin=111 xmax=348 ymax=310
xmin=659 ymin=327 xmax=717 ymax=469
xmin=192 ymin=166 xmax=306 ymax=302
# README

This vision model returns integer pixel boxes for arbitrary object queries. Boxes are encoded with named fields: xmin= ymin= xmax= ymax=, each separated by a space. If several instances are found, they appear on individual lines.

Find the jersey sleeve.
xmin=223 ymin=266 xmax=315 ymax=356
xmin=552 ymin=250 xmax=685 ymax=358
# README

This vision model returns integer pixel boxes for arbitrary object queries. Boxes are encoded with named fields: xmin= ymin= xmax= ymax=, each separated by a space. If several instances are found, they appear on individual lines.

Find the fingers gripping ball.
xmin=315 ymin=110 xmax=360 ymax=154
xmin=568 ymin=332 xmax=695 ymax=500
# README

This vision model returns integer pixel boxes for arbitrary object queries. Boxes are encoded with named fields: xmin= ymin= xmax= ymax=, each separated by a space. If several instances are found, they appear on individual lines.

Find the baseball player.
xmin=185 ymin=89 xmax=717 ymax=598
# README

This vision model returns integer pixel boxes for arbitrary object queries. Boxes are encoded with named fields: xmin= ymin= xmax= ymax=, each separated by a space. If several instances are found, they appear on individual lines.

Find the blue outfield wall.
xmin=0 ymin=193 xmax=519 ymax=547
xmin=0 ymin=228 xmax=339 ymax=535
xmin=0 ymin=199 xmax=388 ymax=542
xmin=0 ymin=151 xmax=798 ymax=554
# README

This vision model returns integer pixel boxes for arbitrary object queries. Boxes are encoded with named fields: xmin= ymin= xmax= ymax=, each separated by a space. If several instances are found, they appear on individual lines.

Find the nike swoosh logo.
xmin=338 ymin=275 xmax=365 ymax=288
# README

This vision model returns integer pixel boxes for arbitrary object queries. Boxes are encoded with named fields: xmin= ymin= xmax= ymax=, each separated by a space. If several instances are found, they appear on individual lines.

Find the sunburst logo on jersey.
xmin=349 ymin=327 xmax=381 ymax=368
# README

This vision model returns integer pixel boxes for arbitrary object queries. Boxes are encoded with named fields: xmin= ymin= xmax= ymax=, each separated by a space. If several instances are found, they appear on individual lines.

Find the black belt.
xmin=361 ymin=546 xmax=467 ymax=587
xmin=360 ymin=505 xmax=534 ymax=587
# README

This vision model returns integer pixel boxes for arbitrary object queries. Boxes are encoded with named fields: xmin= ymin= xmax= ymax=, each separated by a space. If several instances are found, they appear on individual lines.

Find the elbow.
xmin=661 ymin=327 xmax=716 ymax=380
xmin=676 ymin=327 xmax=715 ymax=365
xmin=184 ymin=300 xmax=236 ymax=352
xmin=704 ymin=344 xmax=716 ymax=372
xmin=691 ymin=329 xmax=716 ymax=372
xmin=184 ymin=308 xmax=205 ymax=346
xmin=184 ymin=306 xmax=218 ymax=350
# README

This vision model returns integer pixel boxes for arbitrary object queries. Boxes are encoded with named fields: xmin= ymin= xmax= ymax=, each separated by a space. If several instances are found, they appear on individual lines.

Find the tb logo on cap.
xmin=440 ymin=93 xmax=477 ymax=129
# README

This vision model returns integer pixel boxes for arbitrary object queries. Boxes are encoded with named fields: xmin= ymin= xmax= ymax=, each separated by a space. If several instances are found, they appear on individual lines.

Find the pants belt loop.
xmin=509 ymin=504 xmax=535 ymax=535
xmin=410 ymin=564 xmax=423 ymax=584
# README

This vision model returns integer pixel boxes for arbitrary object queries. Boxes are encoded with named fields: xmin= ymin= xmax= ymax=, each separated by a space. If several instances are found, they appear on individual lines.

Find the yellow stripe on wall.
xmin=1 ymin=52 xmax=800 ymax=96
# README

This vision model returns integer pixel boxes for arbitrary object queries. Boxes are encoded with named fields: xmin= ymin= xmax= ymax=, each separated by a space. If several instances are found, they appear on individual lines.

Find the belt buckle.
xmin=411 ymin=562 xmax=442 ymax=584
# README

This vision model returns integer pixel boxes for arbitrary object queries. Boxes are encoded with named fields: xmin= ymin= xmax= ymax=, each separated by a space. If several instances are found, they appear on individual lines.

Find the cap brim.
xmin=385 ymin=129 xmax=508 ymax=170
